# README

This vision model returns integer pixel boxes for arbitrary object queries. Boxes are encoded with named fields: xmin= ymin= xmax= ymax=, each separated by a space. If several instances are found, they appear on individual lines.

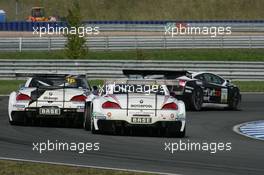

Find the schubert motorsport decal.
xmin=130 ymin=99 xmax=153 ymax=109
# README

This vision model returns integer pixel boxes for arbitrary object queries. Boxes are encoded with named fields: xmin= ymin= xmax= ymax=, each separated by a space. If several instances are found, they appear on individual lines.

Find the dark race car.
xmin=123 ymin=70 xmax=241 ymax=111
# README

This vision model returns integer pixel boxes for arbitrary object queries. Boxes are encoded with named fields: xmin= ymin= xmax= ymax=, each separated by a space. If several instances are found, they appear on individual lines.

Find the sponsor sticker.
xmin=221 ymin=88 xmax=228 ymax=103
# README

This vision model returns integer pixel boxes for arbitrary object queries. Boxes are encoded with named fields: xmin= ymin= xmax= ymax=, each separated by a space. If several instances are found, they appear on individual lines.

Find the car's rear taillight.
xmin=102 ymin=101 xmax=121 ymax=109
xmin=16 ymin=93 xmax=31 ymax=101
xmin=162 ymin=103 xmax=178 ymax=110
xmin=71 ymin=95 xmax=87 ymax=102
xmin=179 ymin=79 xmax=186 ymax=87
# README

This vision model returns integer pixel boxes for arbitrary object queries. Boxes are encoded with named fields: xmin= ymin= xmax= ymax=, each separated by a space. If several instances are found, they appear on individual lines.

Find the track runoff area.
xmin=1 ymin=91 xmax=264 ymax=175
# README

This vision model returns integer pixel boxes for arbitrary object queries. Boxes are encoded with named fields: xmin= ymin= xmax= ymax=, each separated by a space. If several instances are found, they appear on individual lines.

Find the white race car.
xmin=8 ymin=74 xmax=93 ymax=127
xmin=84 ymin=79 xmax=186 ymax=137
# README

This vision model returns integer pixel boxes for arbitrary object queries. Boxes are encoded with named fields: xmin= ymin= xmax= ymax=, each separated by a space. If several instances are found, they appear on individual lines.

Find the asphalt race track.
xmin=0 ymin=94 xmax=263 ymax=175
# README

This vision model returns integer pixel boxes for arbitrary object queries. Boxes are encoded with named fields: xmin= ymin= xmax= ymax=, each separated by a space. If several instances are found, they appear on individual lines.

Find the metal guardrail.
xmin=0 ymin=60 xmax=263 ymax=81
xmin=0 ymin=35 xmax=264 ymax=51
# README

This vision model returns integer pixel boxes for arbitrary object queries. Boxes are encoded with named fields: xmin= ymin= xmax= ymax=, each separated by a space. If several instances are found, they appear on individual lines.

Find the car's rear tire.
xmin=9 ymin=120 xmax=16 ymax=125
xmin=189 ymin=88 xmax=203 ymax=111
xmin=228 ymin=90 xmax=241 ymax=110
xmin=165 ymin=122 xmax=186 ymax=138
xmin=114 ymin=126 xmax=125 ymax=135
xmin=84 ymin=105 xmax=91 ymax=131
xmin=9 ymin=112 xmax=28 ymax=126
xmin=177 ymin=128 xmax=186 ymax=138
xmin=22 ymin=112 xmax=31 ymax=126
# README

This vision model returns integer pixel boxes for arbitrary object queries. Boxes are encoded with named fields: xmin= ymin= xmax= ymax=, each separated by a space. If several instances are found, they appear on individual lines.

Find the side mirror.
xmin=226 ymin=79 xmax=231 ymax=84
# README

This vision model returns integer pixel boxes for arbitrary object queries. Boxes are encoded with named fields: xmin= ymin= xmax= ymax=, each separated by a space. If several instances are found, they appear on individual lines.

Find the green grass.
xmin=0 ymin=49 xmax=264 ymax=61
xmin=1 ymin=0 xmax=264 ymax=21
xmin=1 ymin=80 xmax=264 ymax=95
xmin=0 ymin=160 xmax=150 ymax=175
xmin=233 ymin=81 xmax=264 ymax=92
xmin=89 ymin=79 xmax=104 ymax=87
xmin=0 ymin=80 xmax=25 ymax=95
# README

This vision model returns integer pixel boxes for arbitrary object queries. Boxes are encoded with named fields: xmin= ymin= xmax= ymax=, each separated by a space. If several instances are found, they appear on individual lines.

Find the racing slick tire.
xmin=9 ymin=112 xmax=29 ymax=126
xmin=189 ymin=88 xmax=203 ymax=111
xmin=84 ymin=105 xmax=91 ymax=131
xmin=227 ymin=90 xmax=241 ymax=110
xmin=177 ymin=128 xmax=186 ymax=138
xmin=9 ymin=120 xmax=16 ymax=125
xmin=165 ymin=123 xmax=186 ymax=138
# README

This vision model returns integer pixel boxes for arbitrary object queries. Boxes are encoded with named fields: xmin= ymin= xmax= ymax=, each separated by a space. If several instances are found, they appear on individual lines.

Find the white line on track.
xmin=0 ymin=156 xmax=181 ymax=175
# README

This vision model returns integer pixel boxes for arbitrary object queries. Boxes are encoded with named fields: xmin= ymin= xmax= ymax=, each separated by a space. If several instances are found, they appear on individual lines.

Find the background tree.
xmin=65 ymin=0 xmax=87 ymax=59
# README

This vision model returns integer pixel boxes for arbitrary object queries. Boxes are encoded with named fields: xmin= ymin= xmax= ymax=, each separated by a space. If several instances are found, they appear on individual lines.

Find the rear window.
xmin=28 ymin=76 xmax=88 ymax=89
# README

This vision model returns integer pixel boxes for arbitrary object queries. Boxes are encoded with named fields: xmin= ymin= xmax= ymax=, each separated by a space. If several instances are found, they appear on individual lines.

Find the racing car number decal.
xmin=39 ymin=107 xmax=61 ymax=116
xmin=131 ymin=117 xmax=152 ymax=124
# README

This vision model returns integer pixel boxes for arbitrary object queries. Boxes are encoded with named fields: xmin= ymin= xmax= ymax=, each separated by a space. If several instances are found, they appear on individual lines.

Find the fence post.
xmin=135 ymin=36 xmax=138 ymax=49
xmin=19 ymin=37 xmax=22 ymax=52
xmin=164 ymin=35 xmax=167 ymax=49
xmin=105 ymin=36 xmax=108 ymax=50
xmin=221 ymin=35 xmax=223 ymax=49
xmin=249 ymin=36 xmax=252 ymax=49
xmin=192 ymin=36 xmax=194 ymax=49
xmin=48 ymin=37 xmax=51 ymax=51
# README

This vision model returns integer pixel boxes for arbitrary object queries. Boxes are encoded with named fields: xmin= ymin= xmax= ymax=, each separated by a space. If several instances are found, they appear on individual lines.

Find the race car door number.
xmin=131 ymin=117 xmax=152 ymax=124
xmin=39 ymin=108 xmax=61 ymax=115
